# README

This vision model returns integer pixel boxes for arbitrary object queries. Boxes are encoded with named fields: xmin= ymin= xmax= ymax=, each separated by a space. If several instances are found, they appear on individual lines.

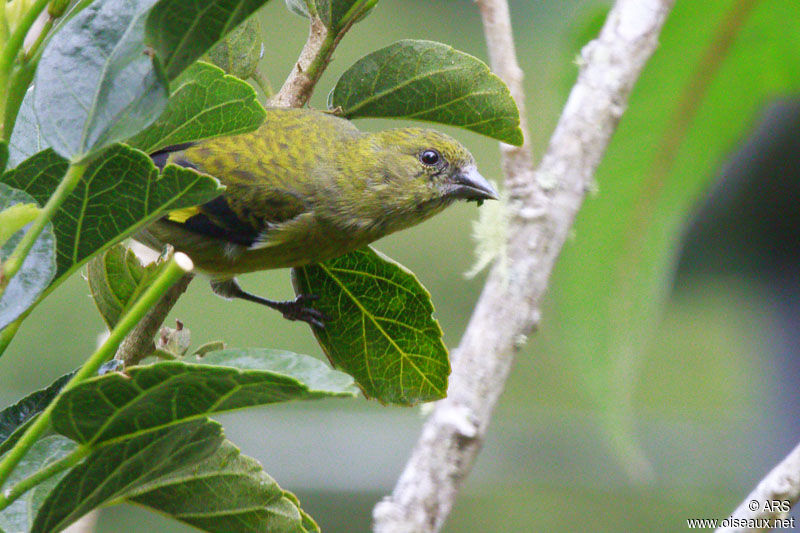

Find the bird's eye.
xmin=419 ymin=149 xmax=441 ymax=166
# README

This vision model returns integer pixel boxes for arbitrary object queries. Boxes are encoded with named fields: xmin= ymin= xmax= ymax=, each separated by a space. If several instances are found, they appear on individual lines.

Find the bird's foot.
xmin=275 ymin=294 xmax=327 ymax=329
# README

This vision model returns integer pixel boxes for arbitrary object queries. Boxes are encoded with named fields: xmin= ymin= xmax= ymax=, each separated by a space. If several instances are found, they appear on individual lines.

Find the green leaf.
xmin=318 ymin=0 xmax=376 ymax=29
xmin=206 ymin=17 xmax=263 ymax=80
xmin=0 ymin=184 xmax=56 ymax=332
xmin=329 ymin=39 xmax=523 ymax=146
xmin=33 ymin=0 xmax=167 ymax=160
xmin=126 ymin=61 xmax=266 ymax=154
xmin=0 ymin=145 xmax=222 ymax=286
xmin=50 ymin=350 xmax=356 ymax=445
xmin=0 ymin=436 xmax=77 ymax=533
xmin=145 ymin=0 xmax=272 ymax=81
xmin=128 ymin=440 xmax=319 ymax=533
xmin=32 ymin=420 xmax=223 ymax=533
xmin=0 ymin=372 xmax=73 ymax=449
xmin=284 ymin=0 xmax=312 ymax=18
xmin=284 ymin=0 xmax=375 ymax=28
xmin=7 ymin=89 xmax=48 ymax=169
xmin=539 ymin=0 xmax=800 ymax=466
xmin=87 ymin=244 xmax=159 ymax=330
xmin=292 ymin=247 xmax=449 ymax=405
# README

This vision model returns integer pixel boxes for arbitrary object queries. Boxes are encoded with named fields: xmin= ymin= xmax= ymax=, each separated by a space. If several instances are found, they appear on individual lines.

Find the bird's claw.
xmin=281 ymin=294 xmax=327 ymax=328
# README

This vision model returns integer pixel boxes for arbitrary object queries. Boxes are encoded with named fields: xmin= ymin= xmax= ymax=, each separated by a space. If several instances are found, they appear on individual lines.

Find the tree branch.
xmin=716 ymin=443 xmax=800 ymax=532
xmin=372 ymin=0 xmax=675 ymax=531
xmin=270 ymin=17 xmax=329 ymax=107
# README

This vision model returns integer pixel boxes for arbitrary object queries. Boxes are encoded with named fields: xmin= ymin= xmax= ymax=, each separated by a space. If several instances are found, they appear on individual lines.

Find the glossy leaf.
xmin=50 ymin=349 xmax=356 ymax=445
xmin=329 ymin=39 xmax=523 ymax=146
xmin=0 ymin=436 xmax=77 ymax=533
xmin=145 ymin=0 xmax=272 ymax=80
xmin=32 ymin=420 xmax=224 ymax=533
xmin=129 ymin=440 xmax=319 ymax=533
xmin=7 ymin=89 xmax=48 ymax=169
xmin=292 ymin=247 xmax=449 ymax=405
xmin=0 ymin=184 xmax=56 ymax=331
xmin=34 ymin=0 xmax=167 ymax=159
xmin=0 ymin=145 xmax=222 ymax=285
xmin=87 ymin=244 xmax=159 ymax=330
xmin=126 ymin=61 xmax=266 ymax=154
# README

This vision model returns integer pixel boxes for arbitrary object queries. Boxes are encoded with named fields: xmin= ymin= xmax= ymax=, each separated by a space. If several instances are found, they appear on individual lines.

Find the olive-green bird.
xmin=138 ymin=107 xmax=498 ymax=327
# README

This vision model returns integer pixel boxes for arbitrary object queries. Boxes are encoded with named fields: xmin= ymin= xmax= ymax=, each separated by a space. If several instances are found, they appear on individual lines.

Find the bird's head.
xmin=364 ymin=127 xmax=498 ymax=210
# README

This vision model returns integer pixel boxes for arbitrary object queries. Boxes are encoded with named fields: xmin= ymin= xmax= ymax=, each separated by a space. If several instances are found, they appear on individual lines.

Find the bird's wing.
xmin=150 ymin=143 xmax=308 ymax=248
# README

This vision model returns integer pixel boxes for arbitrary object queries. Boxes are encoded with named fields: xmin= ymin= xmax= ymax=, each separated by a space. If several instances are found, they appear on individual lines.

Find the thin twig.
xmin=372 ymin=0 xmax=676 ymax=531
xmin=716 ymin=443 xmax=800 ymax=532
xmin=113 ymin=272 xmax=194 ymax=366
xmin=269 ymin=17 xmax=329 ymax=108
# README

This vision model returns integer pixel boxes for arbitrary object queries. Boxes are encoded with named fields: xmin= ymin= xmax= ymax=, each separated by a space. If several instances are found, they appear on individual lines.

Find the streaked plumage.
xmin=137 ymin=107 xmax=497 ymax=325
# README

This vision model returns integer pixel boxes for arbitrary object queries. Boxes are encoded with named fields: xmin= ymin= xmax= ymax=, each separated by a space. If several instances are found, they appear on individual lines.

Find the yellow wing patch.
xmin=166 ymin=206 xmax=201 ymax=223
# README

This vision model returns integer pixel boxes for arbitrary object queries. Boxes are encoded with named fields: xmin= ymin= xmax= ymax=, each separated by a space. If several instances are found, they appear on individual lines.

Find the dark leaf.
xmin=32 ymin=420 xmax=223 ymax=533
xmin=292 ymin=247 xmax=449 ymax=405
xmin=329 ymin=39 xmax=523 ymax=146
xmin=0 ymin=372 xmax=73 ymax=449
xmin=129 ymin=440 xmax=319 ymax=533
xmin=34 ymin=0 xmax=167 ymax=159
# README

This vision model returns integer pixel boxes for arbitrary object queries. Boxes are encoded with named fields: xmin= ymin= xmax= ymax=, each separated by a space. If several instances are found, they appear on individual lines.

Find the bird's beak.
xmin=446 ymin=166 xmax=499 ymax=201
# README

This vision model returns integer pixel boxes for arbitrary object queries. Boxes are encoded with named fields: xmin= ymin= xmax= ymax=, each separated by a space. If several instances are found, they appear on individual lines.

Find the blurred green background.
xmin=4 ymin=0 xmax=800 ymax=531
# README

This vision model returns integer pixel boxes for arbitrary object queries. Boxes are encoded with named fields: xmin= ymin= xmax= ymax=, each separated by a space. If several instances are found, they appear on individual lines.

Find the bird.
xmin=137 ymin=107 xmax=498 ymax=327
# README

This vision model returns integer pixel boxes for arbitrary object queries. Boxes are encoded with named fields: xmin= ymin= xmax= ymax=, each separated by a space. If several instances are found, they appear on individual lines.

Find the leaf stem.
xmin=251 ymin=66 xmax=274 ymax=99
xmin=0 ymin=160 xmax=86 ymax=297
xmin=0 ymin=0 xmax=50 ymax=140
xmin=0 ymin=253 xmax=194 ymax=504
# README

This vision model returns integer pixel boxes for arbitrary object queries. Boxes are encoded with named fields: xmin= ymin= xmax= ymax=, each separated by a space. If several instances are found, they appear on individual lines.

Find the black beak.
xmin=446 ymin=166 xmax=499 ymax=201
